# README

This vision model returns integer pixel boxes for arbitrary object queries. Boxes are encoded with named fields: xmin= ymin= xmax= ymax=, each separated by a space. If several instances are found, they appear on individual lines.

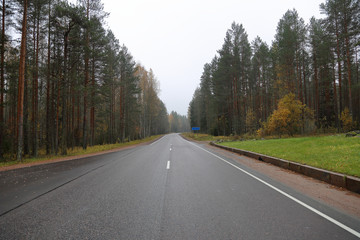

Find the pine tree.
xmin=16 ymin=0 xmax=28 ymax=161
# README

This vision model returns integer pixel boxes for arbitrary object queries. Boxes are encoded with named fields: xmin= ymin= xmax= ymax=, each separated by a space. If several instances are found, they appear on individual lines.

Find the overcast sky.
xmin=100 ymin=0 xmax=325 ymax=116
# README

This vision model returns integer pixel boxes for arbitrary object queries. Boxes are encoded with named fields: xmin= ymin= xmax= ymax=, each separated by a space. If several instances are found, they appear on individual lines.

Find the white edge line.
xmin=150 ymin=136 xmax=164 ymax=146
xmin=166 ymin=161 xmax=170 ymax=170
xmin=186 ymin=140 xmax=360 ymax=238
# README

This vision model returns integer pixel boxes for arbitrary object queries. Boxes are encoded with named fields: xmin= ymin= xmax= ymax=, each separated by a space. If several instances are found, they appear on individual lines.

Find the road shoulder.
xmin=197 ymin=141 xmax=360 ymax=219
xmin=0 ymin=137 xmax=161 ymax=172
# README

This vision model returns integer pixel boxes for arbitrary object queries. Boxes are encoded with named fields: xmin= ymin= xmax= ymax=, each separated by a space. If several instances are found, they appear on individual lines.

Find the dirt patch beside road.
xmin=0 ymin=141 xmax=152 ymax=172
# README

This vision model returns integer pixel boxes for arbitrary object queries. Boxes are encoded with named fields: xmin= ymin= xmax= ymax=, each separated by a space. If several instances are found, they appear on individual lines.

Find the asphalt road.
xmin=0 ymin=133 xmax=359 ymax=239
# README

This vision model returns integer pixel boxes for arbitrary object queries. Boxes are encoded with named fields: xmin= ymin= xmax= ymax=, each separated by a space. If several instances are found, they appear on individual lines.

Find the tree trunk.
xmin=313 ymin=50 xmax=319 ymax=124
xmin=83 ymin=0 xmax=90 ymax=150
xmin=109 ymin=85 xmax=113 ymax=143
xmin=70 ymin=81 xmax=74 ymax=149
xmin=46 ymin=0 xmax=51 ymax=155
xmin=119 ymin=84 xmax=124 ymax=142
xmin=0 ymin=0 xmax=5 ymax=159
xmin=55 ymin=76 xmax=60 ymax=155
xmin=61 ymin=24 xmax=73 ymax=155
xmin=343 ymin=7 xmax=352 ymax=115
xmin=32 ymin=8 xmax=40 ymax=157
xmin=297 ymin=52 xmax=303 ymax=103
xmin=90 ymin=56 xmax=95 ymax=146
xmin=16 ymin=0 xmax=28 ymax=161
xmin=23 ymin=69 xmax=29 ymax=156
xmin=335 ymin=15 xmax=343 ymax=114
xmin=332 ymin=61 xmax=339 ymax=131
xmin=356 ymin=43 xmax=359 ymax=122
xmin=302 ymin=52 xmax=307 ymax=106
xmin=77 ymin=84 xmax=80 ymax=146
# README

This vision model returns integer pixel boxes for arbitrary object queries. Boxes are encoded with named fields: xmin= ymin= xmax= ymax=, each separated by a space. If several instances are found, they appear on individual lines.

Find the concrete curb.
xmin=210 ymin=142 xmax=360 ymax=194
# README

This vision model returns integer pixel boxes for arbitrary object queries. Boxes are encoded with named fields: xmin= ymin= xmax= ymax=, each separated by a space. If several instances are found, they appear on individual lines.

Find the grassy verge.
xmin=0 ymin=135 xmax=162 ymax=168
xmin=182 ymin=133 xmax=233 ymax=142
xmin=219 ymin=135 xmax=360 ymax=177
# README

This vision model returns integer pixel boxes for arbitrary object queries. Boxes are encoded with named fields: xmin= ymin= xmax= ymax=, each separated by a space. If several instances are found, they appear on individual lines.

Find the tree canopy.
xmin=0 ymin=0 xmax=172 ymax=161
xmin=189 ymin=1 xmax=360 ymax=136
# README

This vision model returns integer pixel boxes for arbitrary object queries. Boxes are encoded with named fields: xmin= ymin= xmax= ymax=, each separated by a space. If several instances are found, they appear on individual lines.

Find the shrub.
xmin=245 ymin=108 xmax=257 ymax=134
xmin=258 ymin=93 xmax=313 ymax=137
xmin=340 ymin=108 xmax=355 ymax=132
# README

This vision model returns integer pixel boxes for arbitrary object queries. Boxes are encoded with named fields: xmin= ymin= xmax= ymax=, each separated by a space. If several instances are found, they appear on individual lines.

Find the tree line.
xmin=0 ymin=0 xmax=172 ymax=161
xmin=169 ymin=111 xmax=190 ymax=133
xmin=189 ymin=0 xmax=359 ymax=137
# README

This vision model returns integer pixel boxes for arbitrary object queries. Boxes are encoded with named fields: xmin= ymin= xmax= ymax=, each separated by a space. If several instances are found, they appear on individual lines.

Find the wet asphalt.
xmin=0 ymin=133 xmax=359 ymax=239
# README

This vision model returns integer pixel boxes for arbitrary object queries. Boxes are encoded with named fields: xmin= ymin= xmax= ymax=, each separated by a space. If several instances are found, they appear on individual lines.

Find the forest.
xmin=0 ymin=0 xmax=190 ymax=161
xmin=189 ymin=0 xmax=359 ymax=137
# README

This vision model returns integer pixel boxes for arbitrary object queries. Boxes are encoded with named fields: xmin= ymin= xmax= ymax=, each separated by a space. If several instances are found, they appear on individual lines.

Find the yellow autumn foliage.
xmin=340 ymin=108 xmax=354 ymax=132
xmin=258 ymin=93 xmax=313 ymax=137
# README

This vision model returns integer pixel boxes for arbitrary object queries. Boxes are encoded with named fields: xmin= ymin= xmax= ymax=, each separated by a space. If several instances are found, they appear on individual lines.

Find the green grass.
xmin=219 ymin=135 xmax=360 ymax=177
xmin=0 ymin=135 xmax=162 ymax=168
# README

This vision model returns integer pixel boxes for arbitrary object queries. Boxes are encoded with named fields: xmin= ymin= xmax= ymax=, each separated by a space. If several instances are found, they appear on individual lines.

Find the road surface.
xmin=0 ymin=133 xmax=359 ymax=239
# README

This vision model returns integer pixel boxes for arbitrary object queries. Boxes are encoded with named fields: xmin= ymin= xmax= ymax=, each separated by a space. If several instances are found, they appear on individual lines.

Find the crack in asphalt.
xmin=0 ymin=164 xmax=106 ymax=217
xmin=0 ymin=146 xmax=145 ymax=217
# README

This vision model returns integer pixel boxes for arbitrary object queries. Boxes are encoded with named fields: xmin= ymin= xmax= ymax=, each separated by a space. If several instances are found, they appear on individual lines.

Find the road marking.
xmin=150 ymin=136 xmax=165 ymax=146
xmin=186 ymin=140 xmax=360 ymax=238
xmin=166 ymin=161 xmax=170 ymax=170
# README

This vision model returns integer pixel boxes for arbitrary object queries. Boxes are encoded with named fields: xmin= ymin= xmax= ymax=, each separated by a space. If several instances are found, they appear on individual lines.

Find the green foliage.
xmin=274 ymin=9 xmax=307 ymax=94
xmin=189 ymin=1 xmax=360 ymax=138
xmin=189 ymin=22 xmax=252 ymax=136
xmin=0 ymin=0 xmax=171 ymax=161
xmin=245 ymin=108 xmax=257 ymax=134
xmin=220 ymin=135 xmax=360 ymax=177
xmin=256 ymin=121 xmax=268 ymax=137
xmin=169 ymin=111 xmax=190 ymax=133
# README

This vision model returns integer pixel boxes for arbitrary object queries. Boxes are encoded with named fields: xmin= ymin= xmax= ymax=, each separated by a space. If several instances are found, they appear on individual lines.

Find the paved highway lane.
xmin=0 ymin=133 xmax=359 ymax=239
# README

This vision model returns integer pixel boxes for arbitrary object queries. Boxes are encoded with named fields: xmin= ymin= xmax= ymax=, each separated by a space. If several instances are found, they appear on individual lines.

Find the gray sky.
xmin=101 ymin=0 xmax=325 ymax=116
